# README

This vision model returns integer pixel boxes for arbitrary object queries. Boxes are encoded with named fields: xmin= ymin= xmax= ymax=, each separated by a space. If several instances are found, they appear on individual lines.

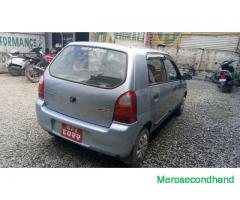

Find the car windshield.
xmin=49 ymin=45 xmax=127 ymax=88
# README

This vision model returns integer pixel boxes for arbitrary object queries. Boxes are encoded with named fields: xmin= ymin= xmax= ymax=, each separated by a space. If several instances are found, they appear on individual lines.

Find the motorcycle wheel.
xmin=226 ymin=85 xmax=232 ymax=93
xmin=25 ymin=64 xmax=42 ymax=83
xmin=8 ymin=65 xmax=22 ymax=76
xmin=220 ymin=84 xmax=232 ymax=93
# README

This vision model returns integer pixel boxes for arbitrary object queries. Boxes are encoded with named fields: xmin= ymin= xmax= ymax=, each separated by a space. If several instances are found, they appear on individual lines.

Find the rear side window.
xmin=147 ymin=58 xmax=167 ymax=84
xmin=163 ymin=59 xmax=179 ymax=81
xmin=49 ymin=45 xmax=127 ymax=89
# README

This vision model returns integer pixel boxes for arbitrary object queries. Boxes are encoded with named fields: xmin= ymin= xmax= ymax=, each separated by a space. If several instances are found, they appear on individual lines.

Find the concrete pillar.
xmin=45 ymin=33 xmax=52 ymax=50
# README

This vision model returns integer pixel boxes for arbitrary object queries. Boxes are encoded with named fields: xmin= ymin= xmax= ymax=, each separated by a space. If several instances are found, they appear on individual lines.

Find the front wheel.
xmin=122 ymin=128 xmax=149 ymax=167
xmin=8 ymin=65 xmax=22 ymax=76
xmin=25 ymin=64 xmax=42 ymax=83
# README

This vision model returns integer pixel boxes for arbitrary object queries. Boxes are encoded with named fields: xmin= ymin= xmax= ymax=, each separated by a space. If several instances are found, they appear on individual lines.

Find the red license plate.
xmin=61 ymin=123 xmax=83 ymax=143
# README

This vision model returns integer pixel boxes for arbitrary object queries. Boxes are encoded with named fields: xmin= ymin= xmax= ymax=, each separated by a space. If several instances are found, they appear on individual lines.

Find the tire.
xmin=122 ymin=128 xmax=149 ymax=167
xmin=175 ymin=96 xmax=186 ymax=116
xmin=25 ymin=64 xmax=41 ymax=83
xmin=8 ymin=65 xmax=22 ymax=76
xmin=221 ymin=85 xmax=232 ymax=93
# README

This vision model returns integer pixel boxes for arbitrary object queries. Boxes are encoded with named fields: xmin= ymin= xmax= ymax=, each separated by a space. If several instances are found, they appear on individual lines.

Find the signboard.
xmin=0 ymin=32 xmax=45 ymax=73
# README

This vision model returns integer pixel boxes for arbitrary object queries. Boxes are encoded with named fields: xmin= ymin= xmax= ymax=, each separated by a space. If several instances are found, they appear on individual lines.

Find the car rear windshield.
xmin=49 ymin=45 xmax=127 ymax=89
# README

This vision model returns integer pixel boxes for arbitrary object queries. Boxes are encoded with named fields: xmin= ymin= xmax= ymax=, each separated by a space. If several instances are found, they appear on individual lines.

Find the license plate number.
xmin=61 ymin=123 xmax=82 ymax=143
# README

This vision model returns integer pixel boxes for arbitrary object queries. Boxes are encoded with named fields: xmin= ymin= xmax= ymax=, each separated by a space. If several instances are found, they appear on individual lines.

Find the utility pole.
xmin=236 ymin=36 xmax=240 ymax=53
xmin=143 ymin=32 xmax=147 ymax=47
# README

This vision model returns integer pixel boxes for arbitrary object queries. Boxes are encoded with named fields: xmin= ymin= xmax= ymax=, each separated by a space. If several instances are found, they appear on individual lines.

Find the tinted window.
xmin=164 ymin=59 xmax=179 ymax=81
xmin=147 ymin=58 xmax=167 ymax=84
xmin=49 ymin=46 xmax=127 ymax=89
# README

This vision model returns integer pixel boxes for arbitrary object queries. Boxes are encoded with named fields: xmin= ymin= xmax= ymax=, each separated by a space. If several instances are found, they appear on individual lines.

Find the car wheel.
xmin=175 ymin=96 xmax=186 ymax=116
xmin=122 ymin=128 xmax=149 ymax=167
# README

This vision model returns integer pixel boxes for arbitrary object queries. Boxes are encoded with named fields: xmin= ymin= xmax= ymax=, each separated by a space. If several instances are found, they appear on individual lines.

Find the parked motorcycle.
xmin=6 ymin=50 xmax=26 ymax=76
xmin=216 ymin=70 xmax=234 ymax=92
xmin=24 ymin=47 xmax=54 ymax=83
xmin=183 ymin=65 xmax=196 ymax=80
xmin=208 ymin=58 xmax=236 ymax=84
xmin=215 ymin=59 xmax=235 ymax=92
xmin=182 ymin=72 xmax=192 ymax=80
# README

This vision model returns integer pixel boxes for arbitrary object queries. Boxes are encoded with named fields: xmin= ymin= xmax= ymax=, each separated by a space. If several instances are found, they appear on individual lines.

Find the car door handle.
xmin=153 ymin=94 xmax=159 ymax=102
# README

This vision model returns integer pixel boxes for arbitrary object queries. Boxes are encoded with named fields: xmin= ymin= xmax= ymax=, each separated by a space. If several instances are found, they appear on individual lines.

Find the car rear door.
xmin=147 ymin=55 xmax=172 ymax=125
xmin=163 ymin=57 xmax=184 ymax=109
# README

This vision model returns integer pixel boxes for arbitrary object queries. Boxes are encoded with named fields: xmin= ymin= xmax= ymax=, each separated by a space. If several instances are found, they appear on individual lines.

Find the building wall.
xmin=0 ymin=32 xmax=45 ymax=73
xmin=180 ymin=34 xmax=239 ymax=51
xmin=156 ymin=46 xmax=239 ymax=73
xmin=146 ymin=33 xmax=240 ymax=73
xmin=146 ymin=32 xmax=181 ymax=47
xmin=91 ymin=32 xmax=114 ymax=43
xmin=90 ymin=32 xmax=146 ymax=47
xmin=90 ymin=32 xmax=240 ymax=73
xmin=114 ymin=32 xmax=145 ymax=47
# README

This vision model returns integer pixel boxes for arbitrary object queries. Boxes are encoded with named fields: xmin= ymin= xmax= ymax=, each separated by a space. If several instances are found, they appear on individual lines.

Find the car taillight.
xmin=38 ymin=75 xmax=44 ymax=99
xmin=218 ymin=71 xmax=226 ymax=79
xmin=113 ymin=91 xmax=137 ymax=124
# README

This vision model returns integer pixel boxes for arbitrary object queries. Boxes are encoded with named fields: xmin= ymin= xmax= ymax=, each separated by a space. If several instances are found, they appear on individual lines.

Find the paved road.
xmin=0 ymin=74 xmax=240 ymax=167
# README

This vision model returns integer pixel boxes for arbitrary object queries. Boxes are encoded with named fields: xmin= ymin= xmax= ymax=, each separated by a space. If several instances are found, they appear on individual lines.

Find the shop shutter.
xmin=180 ymin=35 xmax=239 ymax=51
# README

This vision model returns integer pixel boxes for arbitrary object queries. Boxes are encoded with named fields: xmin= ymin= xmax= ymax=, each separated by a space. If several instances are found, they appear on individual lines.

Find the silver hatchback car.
xmin=36 ymin=42 xmax=187 ymax=166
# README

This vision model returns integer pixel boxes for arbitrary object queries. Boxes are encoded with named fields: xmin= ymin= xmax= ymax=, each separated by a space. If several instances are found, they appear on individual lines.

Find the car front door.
xmin=147 ymin=56 xmax=172 ymax=125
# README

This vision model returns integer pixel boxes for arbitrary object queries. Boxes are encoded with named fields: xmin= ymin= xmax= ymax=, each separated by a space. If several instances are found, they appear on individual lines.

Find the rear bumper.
xmin=36 ymin=99 xmax=139 ymax=157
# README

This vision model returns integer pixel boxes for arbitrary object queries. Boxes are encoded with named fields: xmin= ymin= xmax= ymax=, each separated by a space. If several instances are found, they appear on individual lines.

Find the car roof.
xmin=68 ymin=42 xmax=169 ymax=56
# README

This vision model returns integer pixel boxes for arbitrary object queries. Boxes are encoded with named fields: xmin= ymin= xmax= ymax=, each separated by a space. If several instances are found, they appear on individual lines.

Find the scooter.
xmin=216 ymin=70 xmax=234 ymax=92
xmin=5 ymin=50 xmax=26 ymax=76
xmin=209 ymin=58 xmax=236 ymax=84
xmin=215 ymin=59 xmax=235 ymax=93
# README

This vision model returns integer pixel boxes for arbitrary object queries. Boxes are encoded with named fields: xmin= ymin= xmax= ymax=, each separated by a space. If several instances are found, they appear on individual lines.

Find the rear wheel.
xmin=25 ymin=64 xmax=42 ymax=83
xmin=221 ymin=85 xmax=232 ymax=93
xmin=122 ymin=128 xmax=149 ymax=167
